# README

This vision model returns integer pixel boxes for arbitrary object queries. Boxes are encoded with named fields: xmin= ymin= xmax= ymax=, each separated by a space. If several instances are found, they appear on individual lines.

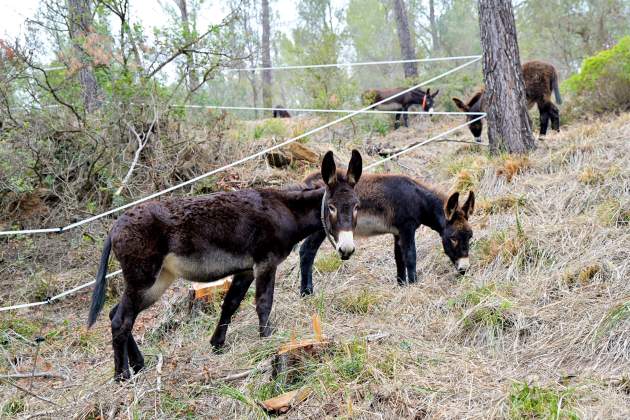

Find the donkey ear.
xmin=431 ymin=89 xmax=440 ymax=98
xmin=444 ymin=192 xmax=460 ymax=220
xmin=461 ymin=191 xmax=475 ymax=220
xmin=452 ymin=98 xmax=468 ymax=111
xmin=321 ymin=151 xmax=337 ymax=187
xmin=346 ymin=149 xmax=363 ymax=187
xmin=426 ymin=88 xmax=431 ymax=95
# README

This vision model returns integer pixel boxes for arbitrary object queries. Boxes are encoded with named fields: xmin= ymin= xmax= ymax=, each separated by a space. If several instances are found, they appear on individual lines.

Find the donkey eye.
xmin=328 ymin=204 xmax=337 ymax=214
xmin=450 ymin=238 xmax=458 ymax=246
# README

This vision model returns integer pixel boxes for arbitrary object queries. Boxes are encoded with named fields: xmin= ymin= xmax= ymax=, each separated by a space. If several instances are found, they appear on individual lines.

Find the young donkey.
xmin=362 ymin=87 xmax=440 ymax=129
xmin=453 ymin=60 xmax=562 ymax=142
xmin=299 ymin=172 xmax=474 ymax=295
xmin=88 ymin=151 xmax=363 ymax=380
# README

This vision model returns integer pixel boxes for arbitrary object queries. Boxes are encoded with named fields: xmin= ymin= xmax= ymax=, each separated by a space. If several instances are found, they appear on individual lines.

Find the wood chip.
xmin=260 ymin=388 xmax=311 ymax=414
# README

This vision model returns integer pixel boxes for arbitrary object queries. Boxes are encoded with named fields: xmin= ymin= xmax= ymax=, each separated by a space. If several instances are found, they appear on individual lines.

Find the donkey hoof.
xmin=114 ymin=369 xmax=131 ymax=382
xmin=130 ymin=360 xmax=145 ymax=375
xmin=260 ymin=325 xmax=274 ymax=338
xmin=300 ymin=288 xmax=313 ymax=297
xmin=211 ymin=344 xmax=226 ymax=354
xmin=210 ymin=337 xmax=226 ymax=353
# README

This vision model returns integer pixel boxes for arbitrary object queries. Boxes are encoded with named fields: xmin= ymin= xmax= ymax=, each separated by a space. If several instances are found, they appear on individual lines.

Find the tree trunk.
xmin=478 ymin=0 xmax=535 ymax=154
xmin=67 ymin=0 xmax=100 ymax=112
xmin=261 ymin=0 xmax=273 ymax=115
xmin=392 ymin=0 xmax=418 ymax=78
xmin=176 ymin=0 xmax=198 ymax=91
xmin=428 ymin=0 xmax=439 ymax=53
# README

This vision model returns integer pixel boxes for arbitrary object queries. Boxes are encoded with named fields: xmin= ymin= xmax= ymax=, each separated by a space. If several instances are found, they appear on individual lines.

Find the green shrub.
xmin=508 ymin=382 xmax=578 ymax=419
xmin=314 ymin=252 xmax=342 ymax=273
xmin=563 ymin=36 xmax=630 ymax=114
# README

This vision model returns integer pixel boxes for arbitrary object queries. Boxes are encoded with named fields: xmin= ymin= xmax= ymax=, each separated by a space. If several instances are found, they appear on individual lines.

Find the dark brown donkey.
xmin=87 ymin=151 xmax=363 ymax=380
xmin=272 ymin=105 xmax=291 ymax=118
xmin=299 ymin=172 xmax=474 ymax=295
xmin=453 ymin=60 xmax=562 ymax=141
xmin=362 ymin=87 xmax=439 ymax=129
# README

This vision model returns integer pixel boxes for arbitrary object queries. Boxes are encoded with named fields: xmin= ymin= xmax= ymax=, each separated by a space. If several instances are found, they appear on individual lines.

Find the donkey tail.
xmin=87 ymin=235 xmax=112 ymax=328
xmin=552 ymin=70 xmax=562 ymax=105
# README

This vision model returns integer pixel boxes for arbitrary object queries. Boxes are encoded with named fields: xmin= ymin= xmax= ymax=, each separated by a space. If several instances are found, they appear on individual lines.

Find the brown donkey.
xmin=272 ymin=105 xmax=291 ymax=118
xmin=299 ymin=172 xmax=474 ymax=295
xmin=453 ymin=60 xmax=562 ymax=141
xmin=362 ymin=87 xmax=439 ymax=128
xmin=88 ymin=151 xmax=363 ymax=380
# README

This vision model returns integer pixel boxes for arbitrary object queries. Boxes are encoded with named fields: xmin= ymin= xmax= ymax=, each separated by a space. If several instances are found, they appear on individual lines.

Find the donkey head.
xmin=421 ymin=88 xmax=440 ymax=113
xmin=441 ymin=191 xmax=475 ymax=274
xmin=452 ymin=92 xmax=484 ymax=142
xmin=321 ymin=150 xmax=363 ymax=260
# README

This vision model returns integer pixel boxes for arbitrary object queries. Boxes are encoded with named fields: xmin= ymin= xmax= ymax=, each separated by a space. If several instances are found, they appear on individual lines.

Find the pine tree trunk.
xmin=176 ymin=0 xmax=198 ymax=91
xmin=67 ymin=0 xmax=100 ymax=113
xmin=478 ymin=0 xmax=535 ymax=153
xmin=261 ymin=0 xmax=273 ymax=115
xmin=392 ymin=0 xmax=418 ymax=78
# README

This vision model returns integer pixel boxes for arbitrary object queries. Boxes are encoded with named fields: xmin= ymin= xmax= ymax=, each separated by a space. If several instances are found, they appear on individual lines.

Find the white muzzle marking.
xmin=456 ymin=257 xmax=470 ymax=272
xmin=428 ymin=107 xmax=434 ymax=114
xmin=474 ymin=137 xmax=482 ymax=143
xmin=336 ymin=230 xmax=355 ymax=255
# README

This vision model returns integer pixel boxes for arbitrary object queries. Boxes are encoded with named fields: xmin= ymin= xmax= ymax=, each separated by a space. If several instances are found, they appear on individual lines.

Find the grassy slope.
xmin=1 ymin=113 xmax=629 ymax=419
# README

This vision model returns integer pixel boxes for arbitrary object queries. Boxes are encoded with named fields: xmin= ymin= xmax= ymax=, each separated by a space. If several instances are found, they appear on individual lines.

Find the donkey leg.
xmin=538 ymin=102 xmax=550 ymax=137
xmin=110 ymin=303 xmax=143 ymax=374
xmin=299 ymin=230 xmax=326 ymax=296
xmin=110 ymin=294 xmax=138 ymax=381
xmin=399 ymin=230 xmax=417 ymax=284
xmin=210 ymin=270 xmax=255 ymax=350
xmin=393 ymin=235 xmax=407 ymax=285
xmin=549 ymin=103 xmax=560 ymax=131
xmin=403 ymin=106 xmax=409 ymax=128
xmin=394 ymin=112 xmax=401 ymax=129
xmin=254 ymin=264 xmax=278 ymax=338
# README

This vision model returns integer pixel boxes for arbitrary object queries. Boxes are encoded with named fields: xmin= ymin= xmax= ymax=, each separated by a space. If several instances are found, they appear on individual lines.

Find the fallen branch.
xmin=0 ymin=377 xmax=59 ymax=406
xmin=377 ymin=138 xmax=487 ymax=157
xmin=0 ymin=371 xmax=68 ymax=380
xmin=221 ymin=369 xmax=254 ymax=381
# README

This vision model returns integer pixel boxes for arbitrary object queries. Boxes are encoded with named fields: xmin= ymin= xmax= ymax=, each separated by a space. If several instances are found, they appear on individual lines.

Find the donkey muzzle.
xmin=456 ymin=257 xmax=470 ymax=274
xmin=336 ymin=230 xmax=355 ymax=260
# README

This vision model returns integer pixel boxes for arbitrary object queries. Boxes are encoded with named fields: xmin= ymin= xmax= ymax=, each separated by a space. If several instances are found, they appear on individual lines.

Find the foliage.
xmin=338 ymin=288 xmax=382 ymax=314
xmin=508 ymin=382 xmax=578 ymax=419
xmin=563 ymin=36 xmax=630 ymax=114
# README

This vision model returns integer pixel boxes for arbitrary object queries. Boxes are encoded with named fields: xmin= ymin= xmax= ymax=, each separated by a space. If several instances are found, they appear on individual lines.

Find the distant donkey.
xmin=272 ymin=105 xmax=291 ymax=118
xmin=88 ymin=151 xmax=363 ymax=380
xmin=453 ymin=60 xmax=562 ymax=142
xmin=362 ymin=87 xmax=440 ymax=128
xmin=299 ymin=172 xmax=474 ymax=296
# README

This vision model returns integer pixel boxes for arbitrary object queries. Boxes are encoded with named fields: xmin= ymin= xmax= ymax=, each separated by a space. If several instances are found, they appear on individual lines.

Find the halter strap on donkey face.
xmin=319 ymin=150 xmax=362 ymax=259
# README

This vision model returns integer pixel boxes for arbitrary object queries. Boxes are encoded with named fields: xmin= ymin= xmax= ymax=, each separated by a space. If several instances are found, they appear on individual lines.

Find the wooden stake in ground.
xmin=478 ymin=0 xmax=535 ymax=153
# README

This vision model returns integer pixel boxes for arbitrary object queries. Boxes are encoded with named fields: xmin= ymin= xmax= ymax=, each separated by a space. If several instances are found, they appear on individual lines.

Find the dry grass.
xmin=1 ymin=113 xmax=629 ymax=418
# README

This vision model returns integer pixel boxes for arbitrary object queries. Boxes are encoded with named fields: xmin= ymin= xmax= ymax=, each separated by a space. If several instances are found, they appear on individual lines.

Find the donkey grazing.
xmin=453 ymin=60 xmax=562 ymax=141
xmin=272 ymin=105 xmax=291 ymax=118
xmin=299 ymin=172 xmax=474 ymax=295
xmin=362 ymin=87 xmax=439 ymax=129
xmin=87 ymin=151 xmax=363 ymax=380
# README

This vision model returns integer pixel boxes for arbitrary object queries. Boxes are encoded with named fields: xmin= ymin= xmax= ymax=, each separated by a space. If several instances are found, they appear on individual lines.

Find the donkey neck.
xmin=415 ymin=186 xmax=447 ymax=235
xmin=276 ymin=187 xmax=327 ymax=242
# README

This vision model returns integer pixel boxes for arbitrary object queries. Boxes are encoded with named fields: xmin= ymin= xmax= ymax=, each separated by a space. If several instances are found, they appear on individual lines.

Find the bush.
xmin=563 ymin=36 xmax=630 ymax=114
